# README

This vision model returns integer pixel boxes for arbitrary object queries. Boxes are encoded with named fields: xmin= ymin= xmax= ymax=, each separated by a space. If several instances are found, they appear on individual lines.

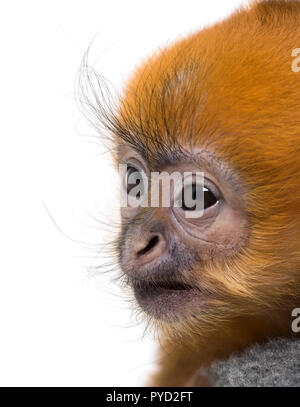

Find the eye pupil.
xmin=182 ymin=184 xmax=218 ymax=211
xmin=126 ymin=165 xmax=143 ymax=197
xmin=192 ymin=184 xmax=196 ymax=201
xmin=203 ymin=187 xmax=218 ymax=209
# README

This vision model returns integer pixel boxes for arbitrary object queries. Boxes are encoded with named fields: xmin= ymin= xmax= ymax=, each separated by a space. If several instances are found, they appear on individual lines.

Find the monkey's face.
xmin=118 ymin=144 xmax=248 ymax=322
xmin=103 ymin=4 xmax=300 ymax=331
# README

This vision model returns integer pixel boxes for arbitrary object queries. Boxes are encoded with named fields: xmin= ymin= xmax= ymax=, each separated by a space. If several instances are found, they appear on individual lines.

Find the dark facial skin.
xmin=118 ymin=145 xmax=248 ymax=322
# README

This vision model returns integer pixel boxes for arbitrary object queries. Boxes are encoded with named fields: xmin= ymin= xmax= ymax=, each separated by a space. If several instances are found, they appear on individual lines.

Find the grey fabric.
xmin=206 ymin=338 xmax=300 ymax=387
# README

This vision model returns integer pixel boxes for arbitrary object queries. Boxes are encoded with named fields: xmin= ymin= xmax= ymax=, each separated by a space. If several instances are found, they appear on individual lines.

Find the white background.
xmin=0 ymin=0 xmax=243 ymax=386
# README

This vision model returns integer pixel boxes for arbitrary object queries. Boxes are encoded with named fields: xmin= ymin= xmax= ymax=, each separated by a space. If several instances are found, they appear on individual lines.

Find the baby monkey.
xmin=82 ymin=0 xmax=300 ymax=386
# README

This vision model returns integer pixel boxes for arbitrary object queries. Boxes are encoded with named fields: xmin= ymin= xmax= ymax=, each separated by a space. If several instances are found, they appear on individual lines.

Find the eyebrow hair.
xmin=153 ymin=148 xmax=240 ymax=188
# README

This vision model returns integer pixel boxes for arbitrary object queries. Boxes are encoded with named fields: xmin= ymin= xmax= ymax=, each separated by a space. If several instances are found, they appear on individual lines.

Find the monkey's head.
xmin=85 ymin=1 xmax=300 ymax=339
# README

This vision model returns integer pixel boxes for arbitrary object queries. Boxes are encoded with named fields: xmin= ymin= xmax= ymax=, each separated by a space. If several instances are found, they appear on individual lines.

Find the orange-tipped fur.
xmin=112 ymin=1 xmax=300 ymax=386
xmin=76 ymin=0 xmax=300 ymax=386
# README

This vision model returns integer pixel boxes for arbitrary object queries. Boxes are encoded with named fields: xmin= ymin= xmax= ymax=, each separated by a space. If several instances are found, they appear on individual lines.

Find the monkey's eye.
xmin=125 ymin=165 xmax=144 ymax=199
xmin=181 ymin=183 xmax=219 ymax=211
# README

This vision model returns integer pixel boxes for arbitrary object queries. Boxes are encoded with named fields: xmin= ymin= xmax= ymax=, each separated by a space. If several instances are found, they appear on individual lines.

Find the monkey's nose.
xmin=134 ymin=233 xmax=166 ymax=265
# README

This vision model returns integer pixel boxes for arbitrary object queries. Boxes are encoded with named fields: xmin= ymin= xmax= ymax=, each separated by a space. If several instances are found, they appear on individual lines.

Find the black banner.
xmin=0 ymin=387 xmax=296 ymax=404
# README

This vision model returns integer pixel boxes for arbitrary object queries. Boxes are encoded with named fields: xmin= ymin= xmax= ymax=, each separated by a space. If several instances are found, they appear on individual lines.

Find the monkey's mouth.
xmin=131 ymin=279 xmax=201 ymax=321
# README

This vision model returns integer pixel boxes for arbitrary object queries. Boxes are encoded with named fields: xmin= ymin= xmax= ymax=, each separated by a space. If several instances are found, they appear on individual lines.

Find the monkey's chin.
xmin=132 ymin=280 xmax=202 ymax=322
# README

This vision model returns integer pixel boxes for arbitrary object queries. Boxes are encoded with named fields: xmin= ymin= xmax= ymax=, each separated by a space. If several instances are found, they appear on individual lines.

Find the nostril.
xmin=137 ymin=235 xmax=159 ymax=257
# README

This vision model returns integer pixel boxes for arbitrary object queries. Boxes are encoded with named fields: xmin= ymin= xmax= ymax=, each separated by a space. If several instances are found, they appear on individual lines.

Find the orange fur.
xmin=113 ymin=1 xmax=300 ymax=385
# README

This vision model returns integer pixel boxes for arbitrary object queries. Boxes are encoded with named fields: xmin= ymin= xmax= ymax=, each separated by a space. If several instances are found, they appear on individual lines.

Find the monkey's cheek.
xmin=132 ymin=283 xmax=204 ymax=322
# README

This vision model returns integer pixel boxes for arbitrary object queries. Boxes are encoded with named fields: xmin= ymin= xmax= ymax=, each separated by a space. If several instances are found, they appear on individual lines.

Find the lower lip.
xmin=132 ymin=280 xmax=201 ymax=322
